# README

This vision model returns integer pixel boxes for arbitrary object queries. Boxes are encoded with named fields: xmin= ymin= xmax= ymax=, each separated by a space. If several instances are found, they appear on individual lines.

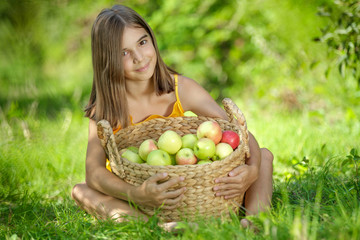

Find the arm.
xmin=85 ymin=119 xmax=186 ymax=209
xmin=178 ymin=76 xmax=261 ymax=198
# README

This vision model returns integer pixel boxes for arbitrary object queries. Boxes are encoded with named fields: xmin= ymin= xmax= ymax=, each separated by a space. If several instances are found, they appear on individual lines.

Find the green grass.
xmin=1 ymin=0 xmax=360 ymax=238
xmin=1 ymin=96 xmax=359 ymax=239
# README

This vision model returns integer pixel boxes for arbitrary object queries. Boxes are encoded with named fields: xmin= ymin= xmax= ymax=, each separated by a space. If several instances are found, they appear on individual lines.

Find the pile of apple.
xmin=120 ymin=121 xmax=240 ymax=166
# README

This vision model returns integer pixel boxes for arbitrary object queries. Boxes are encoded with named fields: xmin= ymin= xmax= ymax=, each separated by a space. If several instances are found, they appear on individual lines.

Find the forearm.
xmin=86 ymin=167 xmax=135 ymax=201
xmin=246 ymin=131 xmax=261 ymax=175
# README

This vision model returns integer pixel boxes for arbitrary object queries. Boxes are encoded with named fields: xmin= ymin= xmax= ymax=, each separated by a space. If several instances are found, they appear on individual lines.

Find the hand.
xmin=213 ymin=164 xmax=258 ymax=199
xmin=129 ymin=172 xmax=186 ymax=209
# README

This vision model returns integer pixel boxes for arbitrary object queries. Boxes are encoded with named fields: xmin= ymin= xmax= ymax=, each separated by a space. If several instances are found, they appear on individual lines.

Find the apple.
xmin=197 ymin=160 xmax=212 ymax=165
xmin=181 ymin=134 xmax=198 ymax=149
xmin=146 ymin=149 xmax=172 ymax=166
xmin=158 ymin=130 xmax=182 ymax=154
xmin=221 ymin=130 xmax=240 ymax=150
xmin=139 ymin=139 xmax=158 ymax=161
xmin=121 ymin=149 xmax=144 ymax=164
xmin=197 ymin=121 xmax=222 ymax=144
xmin=213 ymin=143 xmax=234 ymax=161
xmin=176 ymin=148 xmax=197 ymax=165
xmin=193 ymin=138 xmax=216 ymax=160
xmin=127 ymin=146 xmax=139 ymax=154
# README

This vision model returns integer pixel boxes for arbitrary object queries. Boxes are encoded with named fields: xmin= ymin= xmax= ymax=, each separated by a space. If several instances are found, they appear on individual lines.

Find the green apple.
xmin=181 ymin=134 xmax=198 ymax=149
xmin=146 ymin=150 xmax=172 ymax=166
xmin=127 ymin=146 xmax=139 ymax=154
xmin=213 ymin=143 xmax=234 ymax=161
xmin=139 ymin=139 xmax=158 ymax=161
xmin=176 ymin=148 xmax=197 ymax=165
xmin=157 ymin=130 xmax=182 ymax=155
xmin=197 ymin=121 xmax=222 ymax=144
xmin=193 ymin=138 xmax=216 ymax=160
xmin=121 ymin=149 xmax=144 ymax=164
xmin=197 ymin=160 xmax=212 ymax=165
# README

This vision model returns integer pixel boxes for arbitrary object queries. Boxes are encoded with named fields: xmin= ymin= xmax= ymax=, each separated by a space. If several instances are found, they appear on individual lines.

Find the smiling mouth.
xmin=136 ymin=62 xmax=150 ymax=72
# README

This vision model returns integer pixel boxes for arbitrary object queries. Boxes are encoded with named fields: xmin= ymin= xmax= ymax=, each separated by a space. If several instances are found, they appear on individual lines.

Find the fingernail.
xmin=163 ymin=173 xmax=168 ymax=177
xmin=179 ymin=176 xmax=185 ymax=181
xmin=213 ymin=186 xmax=218 ymax=191
xmin=215 ymin=179 xmax=219 ymax=183
xmin=229 ymin=172 xmax=234 ymax=177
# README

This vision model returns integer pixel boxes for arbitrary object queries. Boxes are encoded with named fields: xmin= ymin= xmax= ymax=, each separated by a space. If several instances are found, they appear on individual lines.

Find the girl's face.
xmin=121 ymin=26 xmax=157 ymax=82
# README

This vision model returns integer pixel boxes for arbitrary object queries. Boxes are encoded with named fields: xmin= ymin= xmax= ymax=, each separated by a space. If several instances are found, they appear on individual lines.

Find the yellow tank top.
xmin=106 ymin=74 xmax=184 ymax=171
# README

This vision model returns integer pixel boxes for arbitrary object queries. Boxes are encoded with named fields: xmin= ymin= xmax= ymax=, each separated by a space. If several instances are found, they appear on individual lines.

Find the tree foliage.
xmin=315 ymin=0 xmax=360 ymax=86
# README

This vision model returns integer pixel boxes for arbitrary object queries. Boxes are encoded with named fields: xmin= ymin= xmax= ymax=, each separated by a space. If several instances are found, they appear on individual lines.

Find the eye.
xmin=140 ymin=40 xmax=147 ymax=45
xmin=122 ymin=51 xmax=129 ymax=56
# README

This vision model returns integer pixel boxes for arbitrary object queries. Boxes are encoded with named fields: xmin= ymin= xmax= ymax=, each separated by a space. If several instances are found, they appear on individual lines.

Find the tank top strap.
xmin=174 ymin=74 xmax=180 ymax=102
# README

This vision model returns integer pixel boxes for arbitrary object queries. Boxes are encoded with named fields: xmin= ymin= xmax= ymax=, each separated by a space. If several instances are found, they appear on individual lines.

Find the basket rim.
xmin=112 ymin=115 xmax=246 ymax=171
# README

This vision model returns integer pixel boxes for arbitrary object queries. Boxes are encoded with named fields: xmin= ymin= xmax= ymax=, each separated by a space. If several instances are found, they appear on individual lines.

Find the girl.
xmin=71 ymin=4 xmax=273 ymax=229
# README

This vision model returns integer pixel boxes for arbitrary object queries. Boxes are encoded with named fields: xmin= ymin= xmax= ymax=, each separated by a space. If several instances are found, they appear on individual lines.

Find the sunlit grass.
xmin=1 ymin=96 xmax=359 ymax=239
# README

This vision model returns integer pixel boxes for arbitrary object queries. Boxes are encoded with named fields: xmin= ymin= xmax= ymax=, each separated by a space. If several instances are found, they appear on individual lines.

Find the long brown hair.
xmin=85 ymin=5 xmax=177 ymax=129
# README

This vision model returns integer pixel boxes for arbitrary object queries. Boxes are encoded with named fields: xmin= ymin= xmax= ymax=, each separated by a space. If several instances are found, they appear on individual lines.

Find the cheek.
xmin=122 ymin=59 xmax=132 ymax=73
xmin=145 ymin=44 xmax=157 ymax=58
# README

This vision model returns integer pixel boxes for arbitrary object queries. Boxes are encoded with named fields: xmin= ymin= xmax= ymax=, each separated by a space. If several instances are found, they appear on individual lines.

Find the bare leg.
xmin=72 ymin=183 xmax=197 ymax=233
xmin=243 ymin=148 xmax=274 ymax=216
xmin=71 ymin=183 xmax=148 ymax=222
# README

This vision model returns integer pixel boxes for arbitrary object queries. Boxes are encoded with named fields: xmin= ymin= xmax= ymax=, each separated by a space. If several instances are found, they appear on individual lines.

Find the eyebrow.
xmin=122 ymin=34 xmax=148 ymax=50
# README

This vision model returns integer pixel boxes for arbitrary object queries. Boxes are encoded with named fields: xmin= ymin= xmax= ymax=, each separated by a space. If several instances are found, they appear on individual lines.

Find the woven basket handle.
xmin=222 ymin=98 xmax=251 ymax=158
xmin=97 ymin=120 xmax=126 ymax=178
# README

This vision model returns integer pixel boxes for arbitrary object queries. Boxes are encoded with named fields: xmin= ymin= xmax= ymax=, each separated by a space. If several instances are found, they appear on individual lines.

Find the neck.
xmin=125 ymin=79 xmax=155 ymax=101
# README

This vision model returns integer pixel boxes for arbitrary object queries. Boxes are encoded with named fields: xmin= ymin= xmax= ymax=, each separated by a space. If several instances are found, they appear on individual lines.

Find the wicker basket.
xmin=97 ymin=98 xmax=250 ymax=221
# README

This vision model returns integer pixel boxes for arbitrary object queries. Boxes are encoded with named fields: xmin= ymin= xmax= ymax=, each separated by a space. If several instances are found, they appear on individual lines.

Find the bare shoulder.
xmin=177 ymin=75 xmax=200 ymax=88
xmin=177 ymin=75 xmax=228 ymax=119
xmin=177 ymin=75 xmax=209 ymax=102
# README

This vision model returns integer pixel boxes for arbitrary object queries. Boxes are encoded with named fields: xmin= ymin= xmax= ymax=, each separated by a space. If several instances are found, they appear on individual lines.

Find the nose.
xmin=132 ymin=50 xmax=144 ymax=63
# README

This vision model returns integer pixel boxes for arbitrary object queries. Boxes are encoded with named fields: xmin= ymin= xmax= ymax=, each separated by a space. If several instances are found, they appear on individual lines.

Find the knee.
xmin=261 ymin=148 xmax=274 ymax=164
xmin=71 ymin=183 xmax=85 ymax=201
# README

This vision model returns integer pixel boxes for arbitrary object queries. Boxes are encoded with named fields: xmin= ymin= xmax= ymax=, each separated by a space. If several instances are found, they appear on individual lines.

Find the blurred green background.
xmin=1 ymin=0 xmax=359 ymax=201
xmin=1 ymin=0 xmax=360 ymax=238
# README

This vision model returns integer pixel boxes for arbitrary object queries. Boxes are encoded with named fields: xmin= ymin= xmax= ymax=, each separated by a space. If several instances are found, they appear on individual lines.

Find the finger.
xmin=215 ymin=175 xmax=245 ymax=184
xmin=228 ymin=165 xmax=247 ymax=177
xmin=147 ymin=172 xmax=169 ymax=183
xmin=163 ymin=192 xmax=184 ymax=206
xmin=223 ymin=193 xmax=242 ymax=199
xmin=158 ymin=176 xmax=185 ymax=192
xmin=215 ymin=189 xmax=240 ymax=197
xmin=164 ymin=187 xmax=186 ymax=199
xmin=213 ymin=183 xmax=241 ymax=192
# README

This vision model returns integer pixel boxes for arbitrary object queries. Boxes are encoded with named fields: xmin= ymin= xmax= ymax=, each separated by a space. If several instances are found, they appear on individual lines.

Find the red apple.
xmin=139 ymin=139 xmax=158 ymax=161
xmin=176 ymin=148 xmax=197 ymax=165
xmin=220 ymin=130 xmax=240 ymax=150
xmin=197 ymin=121 xmax=222 ymax=144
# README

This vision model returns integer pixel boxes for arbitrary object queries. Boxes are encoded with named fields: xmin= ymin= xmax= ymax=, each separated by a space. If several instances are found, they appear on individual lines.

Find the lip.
xmin=135 ymin=62 xmax=150 ymax=72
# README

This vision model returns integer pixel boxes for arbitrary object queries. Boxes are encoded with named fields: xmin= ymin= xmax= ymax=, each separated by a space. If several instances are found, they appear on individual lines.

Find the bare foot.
xmin=161 ymin=222 xmax=178 ymax=232
xmin=240 ymin=218 xmax=251 ymax=228
xmin=240 ymin=218 xmax=259 ymax=233
xmin=160 ymin=221 xmax=198 ymax=234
